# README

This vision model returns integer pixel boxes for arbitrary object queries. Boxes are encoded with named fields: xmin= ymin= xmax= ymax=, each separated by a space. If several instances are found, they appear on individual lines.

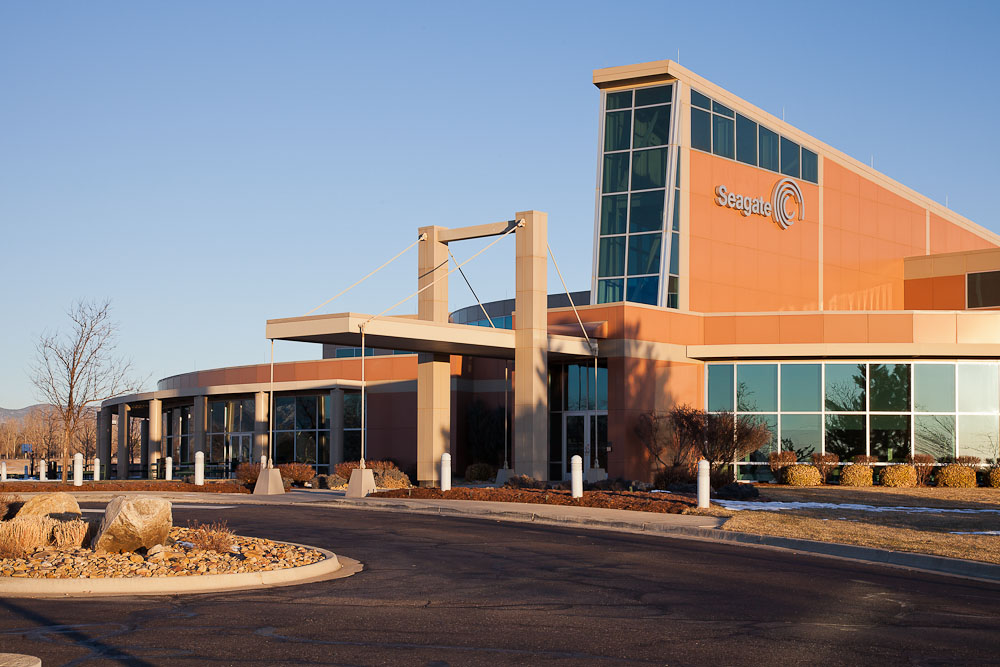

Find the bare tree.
xmin=30 ymin=299 xmax=142 ymax=482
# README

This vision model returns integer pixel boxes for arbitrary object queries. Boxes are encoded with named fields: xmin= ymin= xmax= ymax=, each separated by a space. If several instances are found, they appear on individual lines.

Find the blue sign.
xmin=20 ymin=443 xmax=31 ymax=454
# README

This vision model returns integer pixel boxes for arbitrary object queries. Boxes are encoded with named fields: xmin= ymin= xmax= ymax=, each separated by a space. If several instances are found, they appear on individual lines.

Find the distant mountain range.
xmin=0 ymin=404 xmax=51 ymax=422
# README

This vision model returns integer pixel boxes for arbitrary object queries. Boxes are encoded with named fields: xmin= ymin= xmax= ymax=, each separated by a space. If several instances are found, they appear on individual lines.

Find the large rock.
xmin=93 ymin=496 xmax=172 ymax=553
xmin=16 ymin=492 xmax=81 ymax=519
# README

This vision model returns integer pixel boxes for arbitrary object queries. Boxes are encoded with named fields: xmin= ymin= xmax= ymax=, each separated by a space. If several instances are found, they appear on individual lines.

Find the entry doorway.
xmin=560 ymin=412 xmax=608 ymax=480
xmin=227 ymin=433 xmax=252 ymax=472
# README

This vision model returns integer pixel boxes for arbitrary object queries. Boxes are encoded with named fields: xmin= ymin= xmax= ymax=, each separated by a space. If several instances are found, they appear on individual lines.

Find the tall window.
xmin=596 ymin=84 xmax=678 ymax=307
xmin=272 ymin=394 xmax=331 ymax=471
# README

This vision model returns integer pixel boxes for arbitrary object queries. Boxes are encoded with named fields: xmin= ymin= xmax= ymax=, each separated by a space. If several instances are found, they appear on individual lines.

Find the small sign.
xmin=20 ymin=443 xmax=32 ymax=455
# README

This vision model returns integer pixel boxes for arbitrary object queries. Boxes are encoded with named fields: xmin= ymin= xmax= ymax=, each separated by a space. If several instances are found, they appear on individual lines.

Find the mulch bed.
xmin=372 ymin=487 xmax=697 ymax=513
xmin=0 ymin=527 xmax=324 ymax=579
xmin=0 ymin=481 xmax=249 ymax=494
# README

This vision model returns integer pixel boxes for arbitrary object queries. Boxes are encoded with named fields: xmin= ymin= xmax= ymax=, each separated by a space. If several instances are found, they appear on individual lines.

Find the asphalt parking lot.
xmin=2 ymin=503 xmax=999 ymax=665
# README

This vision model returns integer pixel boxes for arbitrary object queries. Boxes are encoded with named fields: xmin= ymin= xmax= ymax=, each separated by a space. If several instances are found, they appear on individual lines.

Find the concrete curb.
xmin=306 ymin=497 xmax=1000 ymax=584
xmin=0 ymin=542 xmax=361 ymax=598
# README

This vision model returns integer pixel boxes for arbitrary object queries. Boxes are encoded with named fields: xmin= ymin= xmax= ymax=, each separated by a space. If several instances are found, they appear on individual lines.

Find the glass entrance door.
xmin=226 ymin=433 xmax=252 ymax=473
xmin=562 ymin=413 xmax=590 ymax=480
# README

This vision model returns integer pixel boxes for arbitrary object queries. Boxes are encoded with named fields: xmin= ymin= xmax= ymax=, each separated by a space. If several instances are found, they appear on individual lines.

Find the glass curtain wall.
xmin=595 ymin=84 xmax=678 ymax=307
xmin=707 ymin=361 xmax=1000 ymax=478
xmin=272 ymin=394 xmax=331 ymax=471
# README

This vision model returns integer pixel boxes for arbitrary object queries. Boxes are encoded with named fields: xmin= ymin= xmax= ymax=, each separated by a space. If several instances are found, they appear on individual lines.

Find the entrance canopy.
xmin=265 ymin=312 xmax=599 ymax=360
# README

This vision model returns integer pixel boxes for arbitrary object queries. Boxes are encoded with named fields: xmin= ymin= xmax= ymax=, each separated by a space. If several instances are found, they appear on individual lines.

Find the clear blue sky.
xmin=2 ymin=0 xmax=998 ymax=408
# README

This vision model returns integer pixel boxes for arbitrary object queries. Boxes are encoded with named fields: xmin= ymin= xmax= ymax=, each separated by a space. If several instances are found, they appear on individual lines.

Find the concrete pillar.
xmin=140 ymin=420 xmax=149 ymax=473
xmin=192 ymin=395 xmax=207 ymax=455
xmin=513 ymin=210 xmax=549 ymax=480
xmin=73 ymin=452 xmax=83 ymax=487
xmin=330 ymin=388 xmax=344 ymax=468
xmin=253 ymin=391 xmax=269 ymax=464
xmin=97 ymin=407 xmax=113 ymax=480
xmin=117 ymin=402 xmax=130 ymax=479
xmin=147 ymin=398 xmax=162 ymax=479
xmin=416 ymin=225 xmax=451 ymax=485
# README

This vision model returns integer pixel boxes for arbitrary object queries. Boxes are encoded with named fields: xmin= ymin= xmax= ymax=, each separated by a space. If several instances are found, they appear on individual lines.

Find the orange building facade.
xmin=101 ymin=60 xmax=1000 ymax=484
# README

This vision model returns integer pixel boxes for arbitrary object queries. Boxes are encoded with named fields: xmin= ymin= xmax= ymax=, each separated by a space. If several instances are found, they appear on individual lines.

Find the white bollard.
xmin=73 ymin=453 xmax=83 ymax=486
xmin=571 ymin=454 xmax=583 ymax=498
xmin=93 ymin=457 xmax=101 ymax=482
xmin=440 ymin=452 xmax=452 ymax=491
xmin=39 ymin=459 xmax=47 ymax=481
xmin=0 ymin=461 xmax=6 ymax=481
xmin=260 ymin=455 xmax=268 ymax=468
xmin=697 ymin=460 xmax=710 ymax=509
xmin=165 ymin=456 xmax=173 ymax=481
xmin=194 ymin=451 xmax=205 ymax=486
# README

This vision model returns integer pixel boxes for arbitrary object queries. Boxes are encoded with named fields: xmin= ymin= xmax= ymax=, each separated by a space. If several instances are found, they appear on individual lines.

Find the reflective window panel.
xmin=780 ymin=364 xmax=821 ymax=412
xmin=736 ymin=364 xmax=777 ymax=412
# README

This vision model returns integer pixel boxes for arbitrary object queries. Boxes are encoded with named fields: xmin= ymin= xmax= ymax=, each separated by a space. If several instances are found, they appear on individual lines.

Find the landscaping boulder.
xmin=93 ymin=496 xmax=172 ymax=553
xmin=16 ymin=492 xmax=81 ymax=520
xmin=715 ymin=482 xmax=760 ymax=500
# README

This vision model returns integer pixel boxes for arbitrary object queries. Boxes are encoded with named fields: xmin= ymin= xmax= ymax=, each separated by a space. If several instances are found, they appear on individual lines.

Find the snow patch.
xmin=714 ymin=500 xmax=1000 ymax=514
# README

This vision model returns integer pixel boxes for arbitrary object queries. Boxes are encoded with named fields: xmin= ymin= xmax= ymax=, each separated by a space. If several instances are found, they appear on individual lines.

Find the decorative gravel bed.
xmin=0 ymin=481 xmax=249 ymax=494
xmin=372 ymin=487 xmax=698 ymax=513
xmin=0 ymin=527 xmax=324 ymax=579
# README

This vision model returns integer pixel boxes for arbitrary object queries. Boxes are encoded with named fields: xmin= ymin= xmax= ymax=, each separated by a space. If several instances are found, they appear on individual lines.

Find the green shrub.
xmin=464 ymin=463 xmax=496 ymax=482
xmin=906 ymin=454 xmax=936 ymax=486
xmin=840 ymin=464 xmax=873 ymax=487
xmin=810 ymin=453 xmax=839 ymax=483
xmin=784 ymin=465 xmax=821 ymax=486
xmin=768 ymin=451 xmax=797 ymax=481
xmin=936 ymin=464 xmax=976 ymax=488
xmin=880 ymin=464 xmax=917 ymax=488
xmin=988 ymin=467 xmax=1000 ymax=489
xmin=375 ymin=468 xmax=411 ymax=489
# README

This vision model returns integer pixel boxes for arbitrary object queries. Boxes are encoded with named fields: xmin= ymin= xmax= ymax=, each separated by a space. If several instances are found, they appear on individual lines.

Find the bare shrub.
xmin=277 ymin=462 xmax=316 ymax=484
xmin=810 ymin=453 xmax=839 ymax=483
xmin=0 ymin=517 xmax=56 ymax=558
xmin=635 ymin=409 xmax=698 ymax=474
xmin=956 ymin=456 xmax=983 ymax=468
xmin=768 ymin=451 xmax=797 ymax=482
xmin=235 ymin=462 xmax=260 ymax=485
xmin=503 ymin=475 xmax=547 ymax=490
xmin=906 ymin=454 xmax=936 ymax=486
xmin=853 ymin=455 xmax=878 ymax=465
xmin=51 ymin=519 xmax=88 ymax=548
xmin=989 ymin=467 xmax=1000 ymax=489
xmin=334 ymin=460 xmax=398 ymax=479
xmin=464 ymin=463 xmax=496 ymax=482
xmin=653 ymin=465 xmax=695 ymax=489
xmin=186 ymin=520 xmax=235 ymax=553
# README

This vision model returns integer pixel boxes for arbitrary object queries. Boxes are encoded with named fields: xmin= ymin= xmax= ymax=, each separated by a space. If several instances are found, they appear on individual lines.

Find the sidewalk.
xmin=16 ymin=488 xmax=1000 ymax=584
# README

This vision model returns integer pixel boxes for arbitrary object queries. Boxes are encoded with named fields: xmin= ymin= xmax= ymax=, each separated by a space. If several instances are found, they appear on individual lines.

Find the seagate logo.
xmin=715 ymin=178 xmax=804 ymax=230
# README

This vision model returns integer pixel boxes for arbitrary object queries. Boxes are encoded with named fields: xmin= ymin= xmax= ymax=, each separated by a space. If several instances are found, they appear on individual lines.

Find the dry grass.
xmin=758 ymin=484 xmax=1000 ymax=509
xmin=0 ymin=516 xmax=56 ymax=558
xmin=51 ymin=519 xmax=89 ymax=548
xmin=186 ymin=520 xmax=235 ymax=553
xmin=722 ymin=511 xmax=1000 ymax=565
